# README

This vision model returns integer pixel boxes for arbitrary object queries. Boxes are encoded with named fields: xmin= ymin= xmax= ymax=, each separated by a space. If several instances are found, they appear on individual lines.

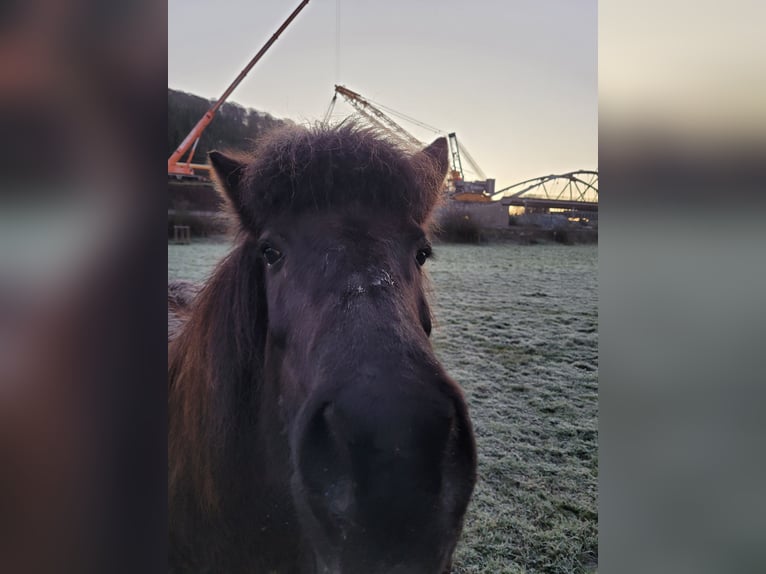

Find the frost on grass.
xmin=168 ymin=241 xmax=599 ymax=574
xmin=428 ymin=244 xmax=598 ymax=574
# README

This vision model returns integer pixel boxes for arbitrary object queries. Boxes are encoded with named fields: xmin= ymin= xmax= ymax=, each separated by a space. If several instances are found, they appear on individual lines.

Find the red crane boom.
xmin=168 ymin=0 xmax=311 ymax=177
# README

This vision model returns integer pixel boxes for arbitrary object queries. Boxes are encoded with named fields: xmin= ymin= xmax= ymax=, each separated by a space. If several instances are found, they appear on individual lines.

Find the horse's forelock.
xmin=236 ymin=123 xmax=444 ymax=231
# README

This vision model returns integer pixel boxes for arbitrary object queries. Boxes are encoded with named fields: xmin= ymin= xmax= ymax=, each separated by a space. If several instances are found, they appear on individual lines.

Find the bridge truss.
xmin=491 ymin=170 xmax=598 ymax=211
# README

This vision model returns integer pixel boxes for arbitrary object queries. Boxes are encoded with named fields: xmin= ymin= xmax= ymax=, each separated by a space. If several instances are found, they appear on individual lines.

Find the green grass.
xmin=168 ymin=240 xmax=598 ymax=573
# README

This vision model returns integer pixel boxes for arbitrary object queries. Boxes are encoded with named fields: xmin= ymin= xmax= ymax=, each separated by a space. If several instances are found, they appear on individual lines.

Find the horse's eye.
xmin=262 ymin=245 xmax=283 ymax=266
xmin=415 ymin=248 xmax=431 ymax=266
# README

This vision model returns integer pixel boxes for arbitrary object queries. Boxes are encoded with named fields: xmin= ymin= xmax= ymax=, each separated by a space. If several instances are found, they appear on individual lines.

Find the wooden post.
xmin=173 ymin=225 xmax=191 ymax=245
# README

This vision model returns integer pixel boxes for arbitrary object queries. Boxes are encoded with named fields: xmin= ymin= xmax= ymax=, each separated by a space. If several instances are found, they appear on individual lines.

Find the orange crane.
xmin=168 ymin=0 xmax=311 ymax=178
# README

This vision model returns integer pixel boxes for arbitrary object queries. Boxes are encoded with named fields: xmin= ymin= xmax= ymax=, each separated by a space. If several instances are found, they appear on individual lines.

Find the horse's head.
xmin=209 ymin=124 xmax=476 ymax=573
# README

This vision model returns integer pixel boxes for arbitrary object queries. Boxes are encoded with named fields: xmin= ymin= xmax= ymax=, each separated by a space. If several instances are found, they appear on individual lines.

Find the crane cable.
xmin=368 ymin=99 xmax=443 ymax=136
xmin=335 ymin=0 xmax=341 ymax=83
xmin=323 ymin=0 xmax=341 ymax=125
xmin=457 ymin=143 xmax=486 ymax=180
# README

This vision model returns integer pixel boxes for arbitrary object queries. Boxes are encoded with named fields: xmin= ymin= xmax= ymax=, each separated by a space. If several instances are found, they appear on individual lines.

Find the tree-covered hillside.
xmin=168 ymin=88 xmax=289 ymax=164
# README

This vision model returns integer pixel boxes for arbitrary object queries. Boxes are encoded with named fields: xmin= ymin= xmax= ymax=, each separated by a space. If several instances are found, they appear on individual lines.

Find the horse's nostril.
xmin=297 ymin=402 xmax=354 ymax=531
xmin=321 ymin=401 xmax=336 ymax=425
xmin=301 ymin=403 xmax=342 ymax=471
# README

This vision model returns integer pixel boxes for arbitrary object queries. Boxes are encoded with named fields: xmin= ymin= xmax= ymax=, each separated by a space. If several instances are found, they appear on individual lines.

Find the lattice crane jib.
xmin=333 ymin=85 xmax=422 ymax=148
xmin=332 ymin=86 xmax=495 ymax=196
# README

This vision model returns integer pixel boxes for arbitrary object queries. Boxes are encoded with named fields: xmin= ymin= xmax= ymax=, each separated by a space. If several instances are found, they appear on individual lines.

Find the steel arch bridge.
xmin=490 ymin=170 xmax=598 ymax=211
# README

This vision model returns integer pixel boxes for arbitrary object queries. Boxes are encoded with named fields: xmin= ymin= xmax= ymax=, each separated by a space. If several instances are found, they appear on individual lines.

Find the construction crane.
xmin=446 ymin=132 xmax=494 ymax=197
xmin=332 ymin=85 xmax=495 ymax=198
xmin=167 ymin=0 xmax=311 ymax=178
xmin=333 ymin=85 xmax=423 ymax=149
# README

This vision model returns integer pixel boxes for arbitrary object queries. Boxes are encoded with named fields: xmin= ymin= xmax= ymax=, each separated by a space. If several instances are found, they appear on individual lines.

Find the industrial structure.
xmin=443 ymin=170 xmax=599 ymax=230
xmin=329 ymin=85 xmax=496 ymax=196
xmin=328 ymin=85 xmax=597 ymax=223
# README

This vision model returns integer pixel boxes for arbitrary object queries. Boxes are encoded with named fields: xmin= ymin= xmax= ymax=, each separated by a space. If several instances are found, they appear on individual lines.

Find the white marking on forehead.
xmin=345 ymin=267 xmax=395 ymax=297
xmin=370 ymin=267 xmax=395 ymax=288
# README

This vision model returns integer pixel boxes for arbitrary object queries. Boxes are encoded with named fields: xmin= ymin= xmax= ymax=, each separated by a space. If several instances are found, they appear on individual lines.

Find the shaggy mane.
xmin=168 ymin=241 xmax=264 ymax=514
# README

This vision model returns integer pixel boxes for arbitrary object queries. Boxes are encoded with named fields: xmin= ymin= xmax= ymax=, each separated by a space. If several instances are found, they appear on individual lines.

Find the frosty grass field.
xmin=168 ymin=239 xmax=598 ymax=574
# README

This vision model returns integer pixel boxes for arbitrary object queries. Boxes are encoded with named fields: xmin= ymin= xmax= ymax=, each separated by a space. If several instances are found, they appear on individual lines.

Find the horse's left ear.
xmin=411 ymin=137 xmax=449 ymax=222
xmin=209 ymin=151 xmax=246 ymax=215
xmin=417 ymin=137 xmax=450 ymax=182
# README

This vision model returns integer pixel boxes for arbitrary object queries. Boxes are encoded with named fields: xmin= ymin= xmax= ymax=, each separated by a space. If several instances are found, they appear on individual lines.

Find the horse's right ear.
xmin=209 ymin=151 xmax=246 ymax=214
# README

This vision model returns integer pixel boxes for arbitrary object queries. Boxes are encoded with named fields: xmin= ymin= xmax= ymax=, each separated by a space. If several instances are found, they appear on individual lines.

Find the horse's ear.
xmin=411 ymin=137 xmax=449 ymax=222
xmin=418 ymin=137 xmax=450 ymax=181
xmin=209 ymin=151 xmax=246 ymax=214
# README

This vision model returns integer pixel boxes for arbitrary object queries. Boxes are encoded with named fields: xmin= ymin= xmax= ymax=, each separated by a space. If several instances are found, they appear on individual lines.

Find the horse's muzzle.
xmin=292 ymin=371 xmax=476 ymax=573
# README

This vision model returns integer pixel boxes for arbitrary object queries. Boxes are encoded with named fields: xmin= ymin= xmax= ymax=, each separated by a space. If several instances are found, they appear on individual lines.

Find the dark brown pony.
xmin=168 ymin=123 xmax=476 ymax=574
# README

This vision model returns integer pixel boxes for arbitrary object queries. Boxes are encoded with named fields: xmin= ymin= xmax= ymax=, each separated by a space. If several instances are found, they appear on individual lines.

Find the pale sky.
xmin=168 ymin=0 xmax=597 ymax=188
